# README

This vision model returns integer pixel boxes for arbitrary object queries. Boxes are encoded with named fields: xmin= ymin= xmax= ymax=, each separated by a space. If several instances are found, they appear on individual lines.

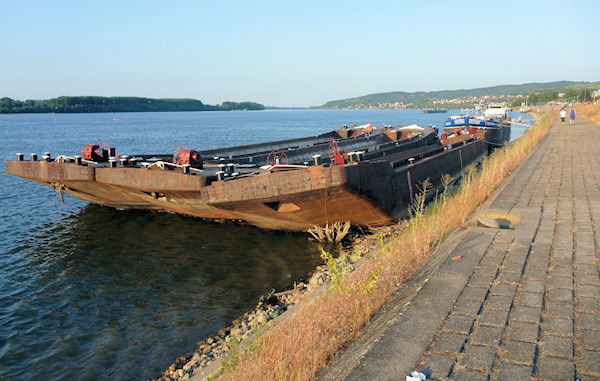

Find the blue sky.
xmin=2 ymin=0 xmax=599 ymax=107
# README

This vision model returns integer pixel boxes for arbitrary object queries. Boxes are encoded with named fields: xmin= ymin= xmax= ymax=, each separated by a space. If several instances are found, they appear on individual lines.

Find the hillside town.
xmin=342 ymin=90 xmax=600 ymax=110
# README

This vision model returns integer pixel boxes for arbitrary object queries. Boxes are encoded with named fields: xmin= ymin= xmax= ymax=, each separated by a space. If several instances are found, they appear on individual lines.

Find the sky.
xmin=2 ymin=0 xmax=599 ymax=107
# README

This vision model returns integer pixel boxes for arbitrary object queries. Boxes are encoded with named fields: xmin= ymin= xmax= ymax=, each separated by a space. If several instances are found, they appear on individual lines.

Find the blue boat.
xmin=443 ymin=108 xmax=511 ymax=150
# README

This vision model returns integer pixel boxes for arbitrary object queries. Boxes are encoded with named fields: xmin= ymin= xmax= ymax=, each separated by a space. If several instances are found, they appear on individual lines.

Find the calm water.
xmin=0 ymin=109 xmax=531 ymax=380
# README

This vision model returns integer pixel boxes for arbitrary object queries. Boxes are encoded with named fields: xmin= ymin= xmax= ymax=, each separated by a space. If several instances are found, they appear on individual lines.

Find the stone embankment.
xmin=156 ymin=229 xmax=394 ymax=381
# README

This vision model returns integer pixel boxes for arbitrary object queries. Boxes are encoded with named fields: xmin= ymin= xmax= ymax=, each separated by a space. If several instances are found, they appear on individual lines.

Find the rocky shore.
xmin=155 ymin=226 xmax=400 ymax=381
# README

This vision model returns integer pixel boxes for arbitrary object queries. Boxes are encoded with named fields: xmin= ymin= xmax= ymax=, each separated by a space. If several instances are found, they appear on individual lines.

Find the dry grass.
xmin=575 ymin=103 xmax=600 ymax=125
xmin=218 ymin=110 xmax=557 ymax=381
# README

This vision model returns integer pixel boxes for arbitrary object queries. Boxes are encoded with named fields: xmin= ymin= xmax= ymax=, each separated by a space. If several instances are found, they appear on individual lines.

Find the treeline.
xmin=0 ymin=96 xmax=264 ymax=114
xmin=508 ymin=88 xmax=594 ymax=108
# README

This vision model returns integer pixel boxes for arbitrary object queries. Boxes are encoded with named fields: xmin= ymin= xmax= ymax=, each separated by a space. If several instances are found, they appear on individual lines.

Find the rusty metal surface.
xmin=5 ymin=134 xmax=487 ymax=231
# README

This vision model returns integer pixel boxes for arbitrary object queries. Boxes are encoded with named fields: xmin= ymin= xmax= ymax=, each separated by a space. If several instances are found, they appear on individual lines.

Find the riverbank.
xmin=575 ymin=103 xmax=600 ymax=124
xmin=323 ymin=107 xmax=600 ymax=379
xmin=156 ymin=108 xmax=557 ymax=380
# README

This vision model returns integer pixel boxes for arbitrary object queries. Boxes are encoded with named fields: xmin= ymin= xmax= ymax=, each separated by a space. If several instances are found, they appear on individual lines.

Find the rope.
xmin=51 ymin=182 xmax=66 ymax=203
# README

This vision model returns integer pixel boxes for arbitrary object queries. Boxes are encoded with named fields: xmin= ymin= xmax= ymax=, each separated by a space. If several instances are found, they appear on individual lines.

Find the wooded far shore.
xmin=0 ymin=96 xmax=264 ymax=114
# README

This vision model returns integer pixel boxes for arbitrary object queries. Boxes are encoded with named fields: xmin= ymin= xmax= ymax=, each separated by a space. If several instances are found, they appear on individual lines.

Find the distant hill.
xmin=0 ymin=96 xmax=264 ymax=114
xmin=317 ymin=81 xmax=600 ymax=109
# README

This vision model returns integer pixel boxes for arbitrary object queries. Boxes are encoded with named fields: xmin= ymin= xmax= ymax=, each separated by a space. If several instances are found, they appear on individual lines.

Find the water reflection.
xmin=1 ymin=205 xmax=329 ymax=380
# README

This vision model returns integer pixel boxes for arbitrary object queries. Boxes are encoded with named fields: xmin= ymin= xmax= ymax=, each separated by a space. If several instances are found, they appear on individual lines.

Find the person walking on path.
xmin=560 ymin=108 xmax=566 ymax=124
xmin=570 ymin=107 xmax=576 ymax=124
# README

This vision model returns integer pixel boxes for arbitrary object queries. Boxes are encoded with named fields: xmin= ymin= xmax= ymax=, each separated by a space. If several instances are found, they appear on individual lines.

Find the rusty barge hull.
xmin=6 ymin=134 xmax=487 ymax=231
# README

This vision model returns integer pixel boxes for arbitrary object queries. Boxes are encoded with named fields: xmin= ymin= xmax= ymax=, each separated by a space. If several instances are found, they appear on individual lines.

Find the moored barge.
xmin=6 ymin=124 xmax=487 ymax=231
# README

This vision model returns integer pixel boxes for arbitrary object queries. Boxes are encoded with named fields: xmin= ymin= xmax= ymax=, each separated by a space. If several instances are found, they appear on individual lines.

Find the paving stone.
xmin=422 ymin=354 xmax=456 ymax=378
xmin=468 ymin=274 xmax=496 ymax=289
xmin=578 ymin=273 xmax=600 ymax=285
xmin=487 ymin=239 xmax=512 ymax=254
xmin=519 ymin=291 xmax=543 ymax=307
xmin=470 ymin=325 xmax=504 ymax=347
xmin=536 ymin=356 xmax=575 ymax=380
xmin=580 ymin=312 xmax=600 ymax=330
xmin=551 ymin=264 xmax=573 ymax=277
xmin=486 ymin=295 xmax=513 ymax=311
xmin=530 ymin=242 xmax=552 ymax=256
xmin=505 ymin=253 xmax=528 ymax=267
xmin=525 ymin=258 xmax=549 ymax=271
xmin=579 ymin=264 xmax=600 ymax=275
xmin=461 ymin=286 xmax=489 ymax=301
xmin=508 ymin=320 xmax=539 ymax=342
xmin=512 ymin=305 xmax=542 ymax=323
xmin=479 ymin=308 xmax=510 ymax=327
xmin=480 ymin=254 xmax=504 ymax=266
xmin=454 ymin=298 xmax=483 ymax=316
xmin=502 ymin=262 xmax=526 ymax=273
xmin=554 ymin=241 xmax=574 ymax=252
xmin=552 ymin=257 xmax=573 ymax=268
xmin=545 ymin=300 xmax=574 ymax=318
xmin=452 ymin=367 xmax=490 ymax=380
xmin=580 ymin=374 xmax=600 ymax=381
xmin=491 ymin=282 xmax=518 ymax=297
xmin=577 ymin=235 xmax=596 ymax=248
xmin=576 ymin=245 xmax=596 ymax=256
xmin=444 ymin=313 xmax=476 ymax=334
xmin=543 ymin=316 xmax=573 ymax=336
xmin=552 ymin=248 xmax=572 ymax=258
xmin=496 ymin=271 xmax=521 ymax=284
xmin=461 ymin=344 xmax=496 ymax=372
xmin=579 ymin=297 xmax=600 ymax=313
xmin=522 ymin=267 xmax=547 ymax=279
xmin=549 ymin=276 xmax=573 ymax=289
xmin=581 ymin=349 xmax=600 ymax=374
xmin=503 ymin=340 xmax=536 ymax=365
xmin=576 ymin=255 xmax=597 ymax=265
xmin=541 ymin=334 xmax=573 ymax=357
xmin=579 ymin=284 xmax=600 ymax=297
xmin=432 ymin=332 xmax=467 ymax=353
xmin=522 ymin=279 xmax=545 ymax=293
xmin=555 ymin=236 xmax=572 ymax=246
xmin=547 ymin=287 xmax=573 ymax=302
xmin=474 ymin=264 xmax=500 ymax=277
xmin=497 ymin=362 xmax=533 ymax=381
xmin=581 ymin=329 xmax=600 ymax=350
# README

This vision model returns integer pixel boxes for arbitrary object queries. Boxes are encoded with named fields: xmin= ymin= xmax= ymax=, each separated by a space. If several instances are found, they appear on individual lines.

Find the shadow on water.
xmin=0 ymin=204 xmax=332 ymax=380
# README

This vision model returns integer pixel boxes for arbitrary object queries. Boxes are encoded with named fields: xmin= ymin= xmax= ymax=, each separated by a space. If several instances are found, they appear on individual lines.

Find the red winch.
xmin=178 ymin=149 xmax=202 ymax=167
xmin=81 ymin=140 xmax=115 ymax=162
xmin=173 ymin=143 xmax=203 ymax=168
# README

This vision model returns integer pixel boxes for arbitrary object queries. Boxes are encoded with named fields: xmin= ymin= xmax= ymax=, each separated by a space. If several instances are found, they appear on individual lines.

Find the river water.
xmin=0 ymin=109 xmax=531 ymax=380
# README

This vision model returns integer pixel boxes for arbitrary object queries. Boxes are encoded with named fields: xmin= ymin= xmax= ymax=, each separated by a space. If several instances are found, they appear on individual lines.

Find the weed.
xmin=319 ymin=245 xmax=352 ymax=291
xmin=359 ymin=267 xmax=381 ymax=294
